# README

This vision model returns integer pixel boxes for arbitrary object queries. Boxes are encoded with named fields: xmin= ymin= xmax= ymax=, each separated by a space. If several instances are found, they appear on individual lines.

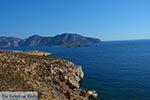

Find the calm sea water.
xmin=2 ymin=40 xmax=150 ymax=100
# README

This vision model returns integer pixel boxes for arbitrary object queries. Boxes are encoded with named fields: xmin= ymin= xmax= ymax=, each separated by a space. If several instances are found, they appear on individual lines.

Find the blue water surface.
xmin=2 ymin=40 xmax=150 ymax=100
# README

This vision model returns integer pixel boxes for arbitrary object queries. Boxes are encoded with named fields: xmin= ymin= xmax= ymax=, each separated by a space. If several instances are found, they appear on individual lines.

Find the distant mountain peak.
xmin=61 ymin=33 xmax=83 ymax=36
xmin=28 ymin=35 xmax=42 ymax=38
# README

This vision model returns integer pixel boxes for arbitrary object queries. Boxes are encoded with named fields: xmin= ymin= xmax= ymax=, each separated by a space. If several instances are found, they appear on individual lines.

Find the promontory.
xmin=0 ymin=50 xmax=98 ymax=100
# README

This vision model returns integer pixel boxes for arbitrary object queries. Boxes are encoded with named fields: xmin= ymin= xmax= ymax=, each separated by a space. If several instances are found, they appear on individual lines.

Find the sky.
xmin=0 ymin=0 xmax=150 ymax=41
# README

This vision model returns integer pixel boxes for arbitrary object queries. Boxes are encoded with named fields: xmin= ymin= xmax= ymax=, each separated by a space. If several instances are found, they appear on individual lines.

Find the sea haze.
xmin=2 ymin=40 xmax=150 ymax=100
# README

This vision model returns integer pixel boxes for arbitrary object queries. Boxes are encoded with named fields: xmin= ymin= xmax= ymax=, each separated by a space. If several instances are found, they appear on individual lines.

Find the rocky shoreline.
xmin=0 ymin=50 xmax=98 ymax=100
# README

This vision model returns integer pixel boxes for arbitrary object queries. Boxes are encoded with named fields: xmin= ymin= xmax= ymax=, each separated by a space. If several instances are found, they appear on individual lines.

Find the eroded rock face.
xmin=66 ymin=66 xmax=84 ymax=89
xmin=0 ymin=50 xmax=98 ymax=100
xmin=49 ymin=60 xmax=84 ymax=89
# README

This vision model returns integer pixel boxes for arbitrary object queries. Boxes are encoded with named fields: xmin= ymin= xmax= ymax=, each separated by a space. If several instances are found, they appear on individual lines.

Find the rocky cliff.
xmin=0 ymin=50 xmax=98 ymax=100
xmin=0 ymin=33 xmax=101 ymax=48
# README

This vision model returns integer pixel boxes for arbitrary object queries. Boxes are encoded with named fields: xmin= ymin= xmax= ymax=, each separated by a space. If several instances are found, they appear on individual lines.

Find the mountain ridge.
xmin=0 ymin=33 xmax=101 ymax=48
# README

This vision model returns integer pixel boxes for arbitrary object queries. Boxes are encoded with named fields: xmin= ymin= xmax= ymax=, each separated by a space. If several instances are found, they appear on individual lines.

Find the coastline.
xmin=0 ymin=50 xmax=98 ymax=100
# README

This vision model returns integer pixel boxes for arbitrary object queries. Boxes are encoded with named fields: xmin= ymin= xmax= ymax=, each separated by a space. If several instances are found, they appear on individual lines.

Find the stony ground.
xmin=0 ymin=50 xmax=98 ymax=100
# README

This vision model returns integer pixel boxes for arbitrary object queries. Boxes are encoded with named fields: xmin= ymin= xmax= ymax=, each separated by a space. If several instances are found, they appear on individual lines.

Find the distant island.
xmin=0 ymin=33 xmax=101 ymax=48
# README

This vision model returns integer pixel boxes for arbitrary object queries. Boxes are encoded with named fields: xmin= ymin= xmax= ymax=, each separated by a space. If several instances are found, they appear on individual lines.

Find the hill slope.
xmin=0 ymin=37 xmax=21 ymax=48
xmin=0 ymin=50 xmax=98 ymax=100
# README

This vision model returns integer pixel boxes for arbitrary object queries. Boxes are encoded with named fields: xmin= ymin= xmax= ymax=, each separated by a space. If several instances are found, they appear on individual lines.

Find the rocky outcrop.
xmin=0 ymin=33 xmax=101 ymax=48
xmin=0 ymin=50 xmax=98 ymax=100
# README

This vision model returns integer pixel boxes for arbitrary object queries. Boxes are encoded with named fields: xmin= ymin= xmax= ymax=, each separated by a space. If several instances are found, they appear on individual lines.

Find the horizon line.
xmin=1 ymin=33 xmax=150 ymax=42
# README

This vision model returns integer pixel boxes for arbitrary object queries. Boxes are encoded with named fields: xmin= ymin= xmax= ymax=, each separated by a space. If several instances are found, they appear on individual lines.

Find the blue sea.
xmin=2 ymin=40 xmax=150 ymax=100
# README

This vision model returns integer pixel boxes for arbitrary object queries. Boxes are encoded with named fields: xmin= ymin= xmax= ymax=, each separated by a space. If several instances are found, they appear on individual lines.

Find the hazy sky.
xmin=0 ymin=0 xmax=150 ymax=41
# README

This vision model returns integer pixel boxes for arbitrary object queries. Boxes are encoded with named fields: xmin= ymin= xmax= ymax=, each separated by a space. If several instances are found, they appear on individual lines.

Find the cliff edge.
xmin=0 ymin=50 xmax=98 ymax=100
